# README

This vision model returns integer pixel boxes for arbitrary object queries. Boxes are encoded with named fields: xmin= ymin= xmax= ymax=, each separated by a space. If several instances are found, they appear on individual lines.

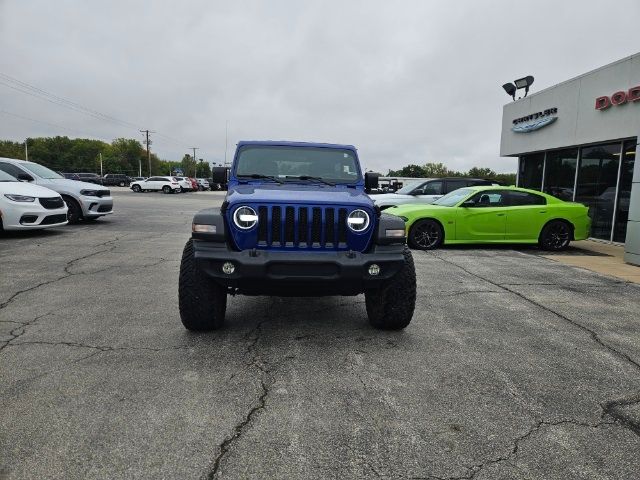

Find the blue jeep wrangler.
xmin=178 ymin=141 xmax=416 ymax=330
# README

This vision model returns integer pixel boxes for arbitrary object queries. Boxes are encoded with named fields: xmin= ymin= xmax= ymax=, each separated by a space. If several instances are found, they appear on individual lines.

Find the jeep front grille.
xmin=257 ymin=205 xmax=349 ymax=249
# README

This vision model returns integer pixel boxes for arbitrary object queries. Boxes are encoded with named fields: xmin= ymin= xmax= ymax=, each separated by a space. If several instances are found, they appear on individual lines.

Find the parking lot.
xmin=1 ymin=189 xmax=639 ymax=479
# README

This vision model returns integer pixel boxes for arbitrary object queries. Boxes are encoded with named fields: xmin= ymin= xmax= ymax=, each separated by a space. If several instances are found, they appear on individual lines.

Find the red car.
xmin=187 ymin=177 xmax=198 ymax=191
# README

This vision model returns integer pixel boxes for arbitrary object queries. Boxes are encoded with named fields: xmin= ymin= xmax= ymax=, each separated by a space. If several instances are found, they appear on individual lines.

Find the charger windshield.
xmin=235 ymin=146 xmax=360 ymax=183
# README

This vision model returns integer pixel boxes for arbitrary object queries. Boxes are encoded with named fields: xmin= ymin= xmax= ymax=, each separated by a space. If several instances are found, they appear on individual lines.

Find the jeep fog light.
xmin=368 ymin=264 xmax=380 ymax=276
xmin=193 ymin=224 xmax=216 ymax=233
xmin=222 ymin=262 xmax=235 ymax=275
xmin=385 ymin=229 xmax=405 ymax=237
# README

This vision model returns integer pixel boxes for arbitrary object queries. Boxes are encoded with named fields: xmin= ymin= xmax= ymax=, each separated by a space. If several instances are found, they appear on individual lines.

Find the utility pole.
xmin=99 ymin=152 xmax=103 ymax=177
xmin=24 ymin=138 xmax=28 ymax=161
xmin=224 ymin=120 xmax=229 ymax=166
xmin=140 ymin=130 xmax=155 ymax=177
xmin=190 ymin=147 xmax=199 ymax=177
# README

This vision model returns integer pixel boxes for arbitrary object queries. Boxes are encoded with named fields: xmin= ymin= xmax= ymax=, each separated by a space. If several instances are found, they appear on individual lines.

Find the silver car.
xmin=0 ymin=157 xmax=114 ymax=223
xmin=373 ymin=178 xmax=498 ymax=210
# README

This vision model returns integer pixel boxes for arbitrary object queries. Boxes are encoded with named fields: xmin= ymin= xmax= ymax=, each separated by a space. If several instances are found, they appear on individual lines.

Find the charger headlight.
xmin=347 ymin=209 xmax=370 ymax=232
xmin=233 ymin=206 xmax=258 ymax=229
xmin=4 ymin=194 xmax=35 ymax=202
xmin=80 ymin=189 xmax=99 ymax=197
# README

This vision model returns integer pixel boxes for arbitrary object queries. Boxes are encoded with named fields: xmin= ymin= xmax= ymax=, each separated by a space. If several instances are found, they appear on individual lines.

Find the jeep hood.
xmin=227 ymin=184 xmax=373 ymax=208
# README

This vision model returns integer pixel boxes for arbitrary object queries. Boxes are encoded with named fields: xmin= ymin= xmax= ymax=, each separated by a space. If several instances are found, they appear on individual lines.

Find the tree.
xmin=422 ymin=163 xmax=451 ymax=177
xmin=196 ymin=159 xmax=211 ymax=178
xmin=181 ymin=154 xmax=197 ymax=177
xmin=467 ymin=167 xmax=496 ymax=179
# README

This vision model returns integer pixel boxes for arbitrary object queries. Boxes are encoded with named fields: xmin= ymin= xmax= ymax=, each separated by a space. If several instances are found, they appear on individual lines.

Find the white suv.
xmin=0 ymin=169 xmax=68 ymax=230
xmin=0 ymin=157 xmax=113 ymax=223
xmin=130 ymin=176 xmax=181 ymax=193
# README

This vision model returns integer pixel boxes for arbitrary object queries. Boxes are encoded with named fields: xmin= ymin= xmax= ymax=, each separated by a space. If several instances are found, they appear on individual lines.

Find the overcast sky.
xmin=1 ymin=1 xmax=638 ymax=173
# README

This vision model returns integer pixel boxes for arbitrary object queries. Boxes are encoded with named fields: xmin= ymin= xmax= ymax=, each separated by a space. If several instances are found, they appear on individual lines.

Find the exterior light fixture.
xmin=502 ymin=75 xmax=535 ymax=101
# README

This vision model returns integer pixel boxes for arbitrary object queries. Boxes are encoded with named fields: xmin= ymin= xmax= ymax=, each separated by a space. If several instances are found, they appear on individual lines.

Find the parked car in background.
xmin=102 ymin=173 xmax=131 ymax=187
xmin=131 ymin=176 xmax=147 ymax=182
xmin=74 ymin=172 xmax=103 ymax=185
xmin=174 ymin=177 xmax=193 ymax=192
xmin=196 ymin=178 xmax=210 ymax=191
xmin=130 ymin=176 xmax=181 ymax=194
xmin=387 ymin=186 xmax=590 ymax=251
xmin=0 ymin=158 xmax=114 ymax=223
xmin=62 ymin=172 xmax=81 ymax=181
xmin=187 ymin=177 xmax=198 ymax=191
xmin=374 ymin=177 xmax=499 ymax=210
xmin=0 ymin=169 xmax=68 ymax=230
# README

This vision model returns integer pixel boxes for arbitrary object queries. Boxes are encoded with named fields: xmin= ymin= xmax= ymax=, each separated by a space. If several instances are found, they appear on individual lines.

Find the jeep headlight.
xmin=347 ymin=209 xmax=370 ymax=232
xmin=233 ymin=206 xmax=258 ymax=229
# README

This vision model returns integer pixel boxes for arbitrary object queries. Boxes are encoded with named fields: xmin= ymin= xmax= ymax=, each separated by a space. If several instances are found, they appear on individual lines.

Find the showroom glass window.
xmin=518 ymin=153 xmax=544 ymax=189
xmin=613 ymin=139 xmax=637 ymax=242
xmin=575 ymin=143 xmax=621 ymax=240
xmin=543 ymin=148 xmax=577 ymax=201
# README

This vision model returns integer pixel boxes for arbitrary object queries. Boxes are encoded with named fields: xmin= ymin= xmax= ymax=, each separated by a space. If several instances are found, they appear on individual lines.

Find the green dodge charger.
xmin=386 ymin=186 xmax=591 ymax=251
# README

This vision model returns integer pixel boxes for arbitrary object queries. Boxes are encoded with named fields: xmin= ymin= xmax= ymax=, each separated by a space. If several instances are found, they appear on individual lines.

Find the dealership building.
xmin=500 ymin=52 xmax=640 ymax=265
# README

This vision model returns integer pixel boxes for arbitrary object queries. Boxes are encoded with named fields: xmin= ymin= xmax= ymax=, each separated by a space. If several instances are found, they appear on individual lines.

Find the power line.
xmin=0 ymin=72 xmax=192 ymax=150
xmin=0 ymin=108 xmax=108 ymax=140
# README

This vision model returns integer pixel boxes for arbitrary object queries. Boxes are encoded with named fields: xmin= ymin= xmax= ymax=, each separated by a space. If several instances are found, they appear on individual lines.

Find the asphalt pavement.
xmin=1 ymin=189 xmax=639 ymax=479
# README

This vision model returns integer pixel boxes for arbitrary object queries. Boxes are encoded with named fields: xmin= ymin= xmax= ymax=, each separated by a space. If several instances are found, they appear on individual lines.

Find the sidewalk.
xmin=544 ymin=240 xmax=640 ymax=284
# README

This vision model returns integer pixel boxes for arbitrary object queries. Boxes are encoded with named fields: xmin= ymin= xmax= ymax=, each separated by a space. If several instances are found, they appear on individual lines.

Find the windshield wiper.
xmin=237 ymin=174 xmax=283 ymax=184
xmin=284 ymin=175 xmax=335 ymax=186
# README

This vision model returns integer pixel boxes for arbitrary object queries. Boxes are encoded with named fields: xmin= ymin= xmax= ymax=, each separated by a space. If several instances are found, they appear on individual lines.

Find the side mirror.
xmin=211 ymin=167 xmax=228 ymax=185
xmin=17 ymin=173 xmax=34 ymax=182
xmin=461 ymin=200 xmax=475 ymax=208
xmin=365 ymin=172 xmax=380 ymax=193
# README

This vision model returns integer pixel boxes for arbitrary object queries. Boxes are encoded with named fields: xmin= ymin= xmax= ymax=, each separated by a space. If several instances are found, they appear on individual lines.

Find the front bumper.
xmin=79 ymin=195 xmax=114 ymax=217
xmin=0 ymin=201 xmax=68 ymax=230
xmin=193 ymin=239 xmax=406 ymax=295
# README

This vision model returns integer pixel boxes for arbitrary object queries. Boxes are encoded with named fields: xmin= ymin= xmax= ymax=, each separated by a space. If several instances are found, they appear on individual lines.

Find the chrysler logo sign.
xmin=512 ymin=108 xmax=558 ymax=133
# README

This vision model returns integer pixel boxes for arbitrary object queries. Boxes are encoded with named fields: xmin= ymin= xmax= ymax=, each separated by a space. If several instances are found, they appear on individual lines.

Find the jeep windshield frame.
xmin=233 ymin=145 xmax=362 ymax=185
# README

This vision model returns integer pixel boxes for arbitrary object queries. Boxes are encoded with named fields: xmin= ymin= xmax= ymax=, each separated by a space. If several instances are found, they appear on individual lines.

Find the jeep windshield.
xmin=235 ymin=145 xmax=361 ymax=184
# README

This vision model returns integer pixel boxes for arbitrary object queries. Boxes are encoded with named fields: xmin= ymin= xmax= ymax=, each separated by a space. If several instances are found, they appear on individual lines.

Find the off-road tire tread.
xmin=365 ymin=246 xmax=416 ymax=330
xmin=179 ymin=239 xmax=227 ymax=331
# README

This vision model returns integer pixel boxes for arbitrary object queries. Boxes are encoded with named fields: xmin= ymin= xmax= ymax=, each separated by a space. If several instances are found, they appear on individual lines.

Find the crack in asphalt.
xmin=601 ymin=393 xmax=640 ymax=436
xmin=429 ymin=253 xmax=640 ymax=372
xmin=429 ymin=251 xmax=640 ymax=438
xmin=0 ymin=236 xmax=123 ymax=313
xmin=6 ymin=340 xmax=194 ymax=353
xmin=426 ymin=419 xmax=615 ymax=480
xmin=0 ymin=311 xmax=53 ymax=353
xmin=204 ymin=309 xmax=275 ymax=480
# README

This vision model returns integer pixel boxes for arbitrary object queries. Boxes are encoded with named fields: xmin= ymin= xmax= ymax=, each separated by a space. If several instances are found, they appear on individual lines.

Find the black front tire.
xmin=132 ymin=185 xmax=142 ymax=193
xmin=365 ymin=247 xmax=416 ymax=330
xmin=408 ymin=219 xmax=443 ymax=250
xmin=62 ymin=196 xmax=83 ymax=224
xmin=163 ymin=185 xmax=172 ymax=194
xmin=539 ymin=220 xmax=572 ymax=251
xmin=178 ymin=239 xmax=227 ymax=331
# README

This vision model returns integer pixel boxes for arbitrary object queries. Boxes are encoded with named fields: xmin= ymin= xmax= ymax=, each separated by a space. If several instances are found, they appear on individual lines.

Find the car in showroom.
xmin=373 ymin=177 xmax=499 ymax=210
xmin=130 ymin=176 xmax=181 ymax=193
xmin=0 ymin=169 xmax=68 ymax=231
xmin=386 ymin=186 xmax=591 ymax=251
xmin=0 ymin=158 xmax=114 ymax=223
